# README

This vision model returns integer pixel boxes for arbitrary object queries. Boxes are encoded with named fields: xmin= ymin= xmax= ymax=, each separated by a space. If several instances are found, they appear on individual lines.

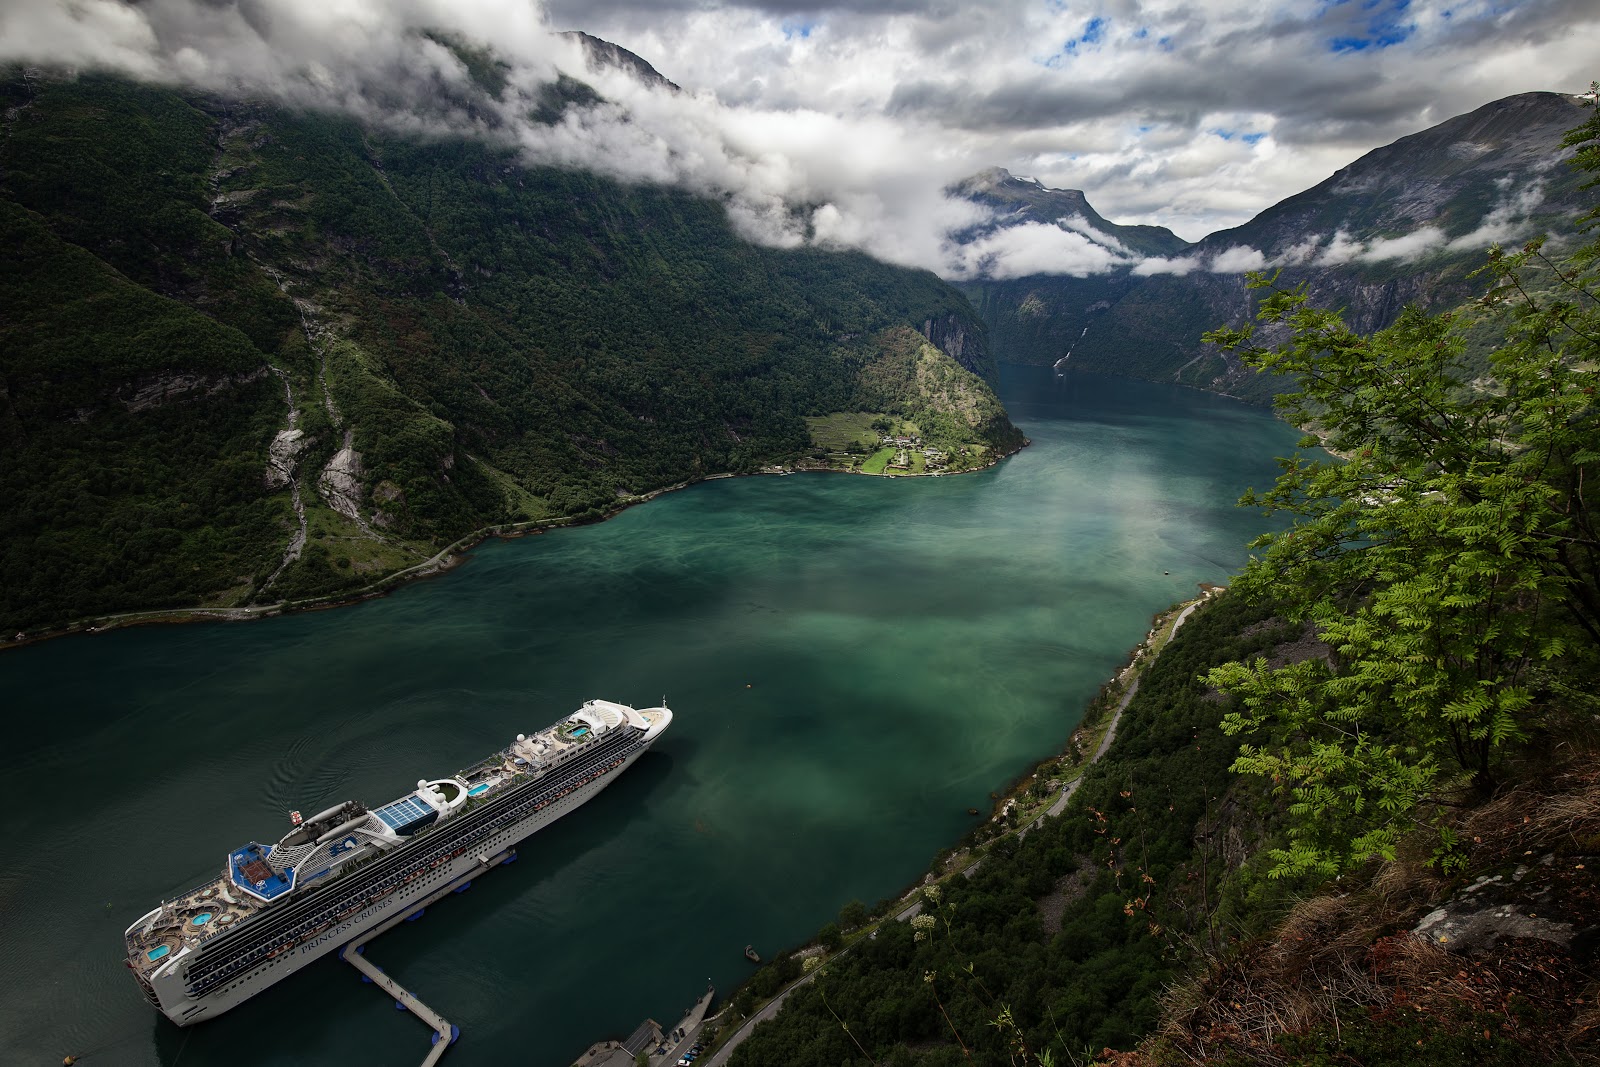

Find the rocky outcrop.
xmin=1200 ymin=92 xmax=1589 ymax=262
xmin=950 ymin=168 xmax=1191 ymax=258
xmin=919 ymin=312 xmax=997 ymax=383
xmin=118 ymin=367 xmax=269 ymax=412
xmin=265 ymin=428 xmax=308 ymax=489
xmin=370 ymin=480 xmax=405 ymax=529
xmin=317 ymin=431 xmax=365 ymax=522
xmin=1412 ymin=857 xmax=1592 ymax=955
xmin=563 ymin=31 xmax=680 ymax=93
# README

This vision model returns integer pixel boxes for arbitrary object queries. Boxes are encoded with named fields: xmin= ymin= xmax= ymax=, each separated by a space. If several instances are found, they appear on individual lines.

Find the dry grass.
xmin=1462 ymin=756 xmax=1600 ymax=862
xmin=1153 ymin=892 xmax=1395 ymax=1066
xmin=1120 ymin=743 xmax=1600 ymax=1066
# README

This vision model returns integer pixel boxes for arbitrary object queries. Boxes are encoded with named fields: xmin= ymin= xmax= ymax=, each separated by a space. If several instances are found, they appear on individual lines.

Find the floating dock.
xmin=338 ymin=847 xmax=518 ymax=1065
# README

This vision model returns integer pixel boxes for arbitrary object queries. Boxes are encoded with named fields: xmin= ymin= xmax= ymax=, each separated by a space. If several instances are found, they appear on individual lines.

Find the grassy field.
xmin=805 ymin=413 xmax=924 ymax=449
xmin=860 ymin=447 xmax=895 ymax=474
xmin=805 ymin=412 xmax=884 ymax=451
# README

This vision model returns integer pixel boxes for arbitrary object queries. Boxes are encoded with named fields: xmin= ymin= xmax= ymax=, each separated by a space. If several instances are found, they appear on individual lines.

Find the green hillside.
xmin=0 ymin=69 xmax=1019 ymax=632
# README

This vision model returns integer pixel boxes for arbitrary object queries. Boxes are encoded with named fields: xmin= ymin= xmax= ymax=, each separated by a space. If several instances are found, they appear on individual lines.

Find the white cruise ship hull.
xmin=150 ymin=742 xmax=650 ymax=1025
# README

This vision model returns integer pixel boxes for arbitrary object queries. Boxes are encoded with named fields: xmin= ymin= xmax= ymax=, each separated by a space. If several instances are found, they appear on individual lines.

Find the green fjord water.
xmin=0 ymin=366 xmax=1305 ymax=1066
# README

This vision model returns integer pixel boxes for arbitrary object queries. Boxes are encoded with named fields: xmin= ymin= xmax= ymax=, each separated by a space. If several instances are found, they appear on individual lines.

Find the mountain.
xmin=959 ymin=91 xmax=1593 ymax=401
xmin=1200 ymin=91 xmax=1588 ymax=262
xmin=0 ymin=63 xmax=1020 ymax=633
xmin=562 ymin=30 xmax=682 ymax=93
xmin=952 ymin=167 xmax=1192 ymax=259
xmin=949 ymin=169 xmax=1193 ymax=380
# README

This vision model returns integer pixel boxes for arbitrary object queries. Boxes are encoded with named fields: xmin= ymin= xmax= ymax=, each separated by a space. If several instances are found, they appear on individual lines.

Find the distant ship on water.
xmin=124 ymin=699 xmax=672 ymax=1026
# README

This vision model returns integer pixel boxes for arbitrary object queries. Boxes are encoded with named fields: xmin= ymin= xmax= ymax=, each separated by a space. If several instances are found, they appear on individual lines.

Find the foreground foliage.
xmin=1202 ymin=96 xmax=1600 ymax=878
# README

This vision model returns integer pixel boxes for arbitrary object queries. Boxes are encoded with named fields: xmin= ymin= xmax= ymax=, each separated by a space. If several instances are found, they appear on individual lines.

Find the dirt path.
xmin=1037 ymin=596 xmax=1206 ymax=823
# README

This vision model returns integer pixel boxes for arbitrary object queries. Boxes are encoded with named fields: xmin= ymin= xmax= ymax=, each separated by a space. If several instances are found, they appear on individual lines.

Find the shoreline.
xmin=2 ymin=436 xmax=1030 ymax=652
xmin=689 ymin=584 xmax=1224 ymax=1066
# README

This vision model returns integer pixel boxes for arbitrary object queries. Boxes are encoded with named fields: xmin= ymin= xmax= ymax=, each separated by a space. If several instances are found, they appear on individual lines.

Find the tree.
xmin=838 ymin=898 xmax=868 ymax=930
xmin=1202 ymin=90 xmax=1600 ymax=879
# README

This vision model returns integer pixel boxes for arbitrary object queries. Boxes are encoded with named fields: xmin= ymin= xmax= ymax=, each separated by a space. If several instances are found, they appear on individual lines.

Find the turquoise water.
xmin=0 ymin=366 xmax=1304 ymax=1065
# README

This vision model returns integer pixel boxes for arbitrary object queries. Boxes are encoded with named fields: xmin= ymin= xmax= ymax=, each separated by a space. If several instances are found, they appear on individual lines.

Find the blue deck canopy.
xmin=229 ymin=843 xmax=295 ymax=901
xmin=374 ymin=794 xmax=436 ymax=834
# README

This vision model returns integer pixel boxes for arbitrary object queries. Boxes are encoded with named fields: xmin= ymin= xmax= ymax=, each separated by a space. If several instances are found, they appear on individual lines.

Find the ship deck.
xmin=230 ymin=844 xmax=295 ymax=900
xmin=123 ymin=701 xmax=670 ymax=981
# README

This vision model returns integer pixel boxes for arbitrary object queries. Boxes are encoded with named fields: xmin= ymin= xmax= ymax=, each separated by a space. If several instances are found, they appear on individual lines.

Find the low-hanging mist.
xmin=4 ymin=0 xmax=1595 ymax=283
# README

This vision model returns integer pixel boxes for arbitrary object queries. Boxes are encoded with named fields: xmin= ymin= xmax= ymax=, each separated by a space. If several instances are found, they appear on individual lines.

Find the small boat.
xmin=744 ymin=944 xmax=760 ymax=963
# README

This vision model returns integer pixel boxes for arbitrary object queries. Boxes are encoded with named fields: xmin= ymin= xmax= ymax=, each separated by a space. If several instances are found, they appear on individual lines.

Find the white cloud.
xmin=1133 ymin=255 xmax=1203 ymax=276
xmin=1317 ymin=229 xmax=1364 ymax=266
xmin=1058 ymin=213 xmax=1131 ymax=254
xmin=1208 ymin=245 xmax=1268 ymax=273
xmin=948 ymin=222 xmax=1130 ymax=280
xmin=1446 ymin=177 xmax=1548 ymax=251
xmin=1275 ymin=233 xmax=1327 ymax=266
xmin=1361 ymin=227 xmax=1447 ymax=261
xmin=0 ymin=0 xmax=162 ymax=75
xmin=1 ymin=0 xmax=1594 ymax=276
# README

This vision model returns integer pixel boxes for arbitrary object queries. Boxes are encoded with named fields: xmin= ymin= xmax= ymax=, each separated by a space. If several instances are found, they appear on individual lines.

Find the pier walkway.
xmin=650 ymin=986 xmax=716 ymax=1065
xmin=339 ymin=847 xmax=515 ymax=1065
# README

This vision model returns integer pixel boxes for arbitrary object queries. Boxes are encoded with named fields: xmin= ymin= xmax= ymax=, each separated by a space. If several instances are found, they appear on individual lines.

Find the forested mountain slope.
xmin=0 ymin=66 xmax=1018 ymax=633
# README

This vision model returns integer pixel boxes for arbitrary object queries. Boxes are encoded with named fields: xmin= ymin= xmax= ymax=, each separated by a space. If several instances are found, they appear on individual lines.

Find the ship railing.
xmin=459 ymin=755 xmax=507 ymax=780
xmin=126 ymin=876 xmax=217 ymax=947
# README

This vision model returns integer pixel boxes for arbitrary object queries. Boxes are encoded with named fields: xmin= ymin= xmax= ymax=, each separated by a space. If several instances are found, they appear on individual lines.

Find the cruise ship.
xmin=124 ymin=699 xmax=672 ymax=1026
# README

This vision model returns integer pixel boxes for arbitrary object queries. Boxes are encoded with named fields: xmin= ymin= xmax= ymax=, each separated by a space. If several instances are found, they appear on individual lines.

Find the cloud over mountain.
xmin=2 ymin=0 xmax=1594 ymax=279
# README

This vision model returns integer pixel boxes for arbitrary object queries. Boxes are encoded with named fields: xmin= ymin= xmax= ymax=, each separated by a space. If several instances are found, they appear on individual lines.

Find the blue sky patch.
xmin=1325 ymin=0 xmax=1415 ymax=52
xmin=1210 ymin=128 xmax=1268 ymax=145
xmin=781 ymin=19 xmax=815 ymax=40
xmin=1042 ymin=14 xmax=1112 ymax=64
